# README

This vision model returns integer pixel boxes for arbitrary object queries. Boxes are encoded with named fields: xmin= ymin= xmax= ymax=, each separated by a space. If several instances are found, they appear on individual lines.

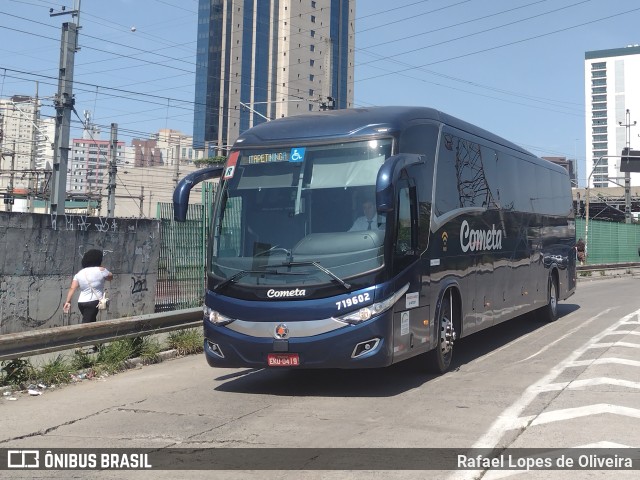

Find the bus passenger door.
xmin=391 ymin=180 xmax=429 ymax=362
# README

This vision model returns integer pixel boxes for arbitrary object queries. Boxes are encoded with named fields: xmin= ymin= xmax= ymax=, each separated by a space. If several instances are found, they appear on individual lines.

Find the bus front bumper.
xmin=203 ymin=317 xmax=394 ymax=369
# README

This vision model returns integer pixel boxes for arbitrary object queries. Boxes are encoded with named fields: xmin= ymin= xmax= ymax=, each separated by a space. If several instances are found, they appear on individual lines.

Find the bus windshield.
xmin=210 ymin=138 xmax=394 ymax=289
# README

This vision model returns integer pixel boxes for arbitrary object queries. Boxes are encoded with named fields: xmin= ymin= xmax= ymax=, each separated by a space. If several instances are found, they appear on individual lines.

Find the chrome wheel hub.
xmin=440 ymin=315 xmax=456 ymax=355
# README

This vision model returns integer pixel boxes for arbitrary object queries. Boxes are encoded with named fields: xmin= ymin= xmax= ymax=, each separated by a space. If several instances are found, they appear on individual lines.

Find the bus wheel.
xmin=540 ymin=274 xmax=559 ymax=322
xmin=426 ymin=289 xmax=456 ymax=373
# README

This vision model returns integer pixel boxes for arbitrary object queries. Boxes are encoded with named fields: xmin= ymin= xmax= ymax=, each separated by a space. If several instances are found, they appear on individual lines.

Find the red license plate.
xmin=267 ymin=353 xmax=300 ymax=367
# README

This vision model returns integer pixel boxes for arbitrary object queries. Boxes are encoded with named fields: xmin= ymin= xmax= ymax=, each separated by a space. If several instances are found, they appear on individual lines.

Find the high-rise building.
xmin=35 ymin=117 xmax=56 ymax=171
xmin=70 ymin=137 xmax=124 ymax=195
xmin=0 ymin=96 xmax=57 ymax=211
xmin=131 ymin=138 xmax=163 ymax=168
xmin=193 ymin=0 xmax=355 ymax=153
xmin=156 ymin=128 xmax=207 ymax=167
xmin=584 ymin=45 xmax=640 ymax=188
xmin=0 ymin=95 xmax=40 ymax=192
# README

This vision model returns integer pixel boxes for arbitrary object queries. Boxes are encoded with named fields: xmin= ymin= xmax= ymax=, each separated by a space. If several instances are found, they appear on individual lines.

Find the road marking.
xmin=587 ymin=342 xmax=640 ymax=349
xmin=478 ymin=308 xmax=614 ymax=365
xmin=568 ymin=357 xmax=640 ymax=367
xmin=531 ymin=404 xmax=640 ymax=425
xmin=517 ymin=308 xmax=614 ymax=363
xmin=539 ymin=377 xmax=640 ymax=391
xmin=471 ymin=307 xmax=640 ymax=449
xmin=450 ymin=310 xmax=640 ymax=480
xmin=574 ymin=441 xmax=634 ymax=447
xmin=605 ymin=330 xmax=640 ymax=335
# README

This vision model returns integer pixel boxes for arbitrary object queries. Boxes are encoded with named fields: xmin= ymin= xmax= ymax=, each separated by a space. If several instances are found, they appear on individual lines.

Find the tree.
xmin=194 ymin=156 xmax=226 ymax=167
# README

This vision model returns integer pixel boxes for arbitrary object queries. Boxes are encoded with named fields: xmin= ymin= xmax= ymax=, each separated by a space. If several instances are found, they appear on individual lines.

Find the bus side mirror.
xmin=376 ymin=153 xmax=423 ymax=212
xmin=173 ymin=166 xmax=224 ymax=221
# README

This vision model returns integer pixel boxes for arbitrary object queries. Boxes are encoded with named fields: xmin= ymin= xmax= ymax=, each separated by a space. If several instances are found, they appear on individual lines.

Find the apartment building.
xmin=584 ymin=45 xmax=640 ymax=188
xmin=193 ymin=0 xmax=355 ymax=153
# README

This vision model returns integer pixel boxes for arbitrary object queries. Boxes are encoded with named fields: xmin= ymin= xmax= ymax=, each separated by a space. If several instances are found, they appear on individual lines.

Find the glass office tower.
xmin=193 ymin=0 xmax=355 ymax=154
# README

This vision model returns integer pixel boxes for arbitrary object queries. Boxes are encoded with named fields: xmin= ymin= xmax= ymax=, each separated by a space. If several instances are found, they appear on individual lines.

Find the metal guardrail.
xmin=0 ymin=308 xmax=203 ymax=361
xmin=577 ymin=262 xmax=640 ymax=273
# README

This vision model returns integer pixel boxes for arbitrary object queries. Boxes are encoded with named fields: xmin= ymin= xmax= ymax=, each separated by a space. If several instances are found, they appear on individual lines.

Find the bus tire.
xmin=425 ymin=289 xmax=456 ymax=373
xmin=540 ymin=273 xmax=559 ymax=323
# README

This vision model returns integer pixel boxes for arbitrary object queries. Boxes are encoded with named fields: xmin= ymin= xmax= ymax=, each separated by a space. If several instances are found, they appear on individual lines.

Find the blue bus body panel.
xmin=202 ymin=283 xmax=400 ymax=369
xmin=203 ymin=312 xmax=394 ymax=369
xmin=205 ymin=284 xmax=380 ymax=321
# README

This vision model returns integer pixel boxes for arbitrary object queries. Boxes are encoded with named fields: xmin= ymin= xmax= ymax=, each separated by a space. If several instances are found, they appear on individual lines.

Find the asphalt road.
xmin=1 ymin=276 xmax=640 ymax=480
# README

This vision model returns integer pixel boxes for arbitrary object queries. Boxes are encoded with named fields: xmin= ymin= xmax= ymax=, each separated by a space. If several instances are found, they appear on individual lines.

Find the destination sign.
xmin=246 ymin=152 xmax=289 ymax=164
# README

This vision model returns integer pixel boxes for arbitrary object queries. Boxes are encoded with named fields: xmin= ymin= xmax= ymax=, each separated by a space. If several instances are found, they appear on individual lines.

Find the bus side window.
xmin=219 ymin=195 xmax=242 ymax=257
xmin=481 ymin=146 xmax=499 ymax=209
xmin=394 ymin=185 xmax=417 ymax=272
xmin=434 ymin=133 xmax=460 ymax=216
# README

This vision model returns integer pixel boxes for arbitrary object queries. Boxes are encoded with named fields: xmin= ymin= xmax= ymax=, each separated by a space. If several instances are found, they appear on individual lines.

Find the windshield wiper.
xmin=215 ymin=261 xmax=350 ymax=292
xmin=214 ymin=270 xmax=259 ymax=292
xmin=214 ymin=268 xmax=305 ymax=292
xmin=285 ymin=261 xmax=351 ymax=290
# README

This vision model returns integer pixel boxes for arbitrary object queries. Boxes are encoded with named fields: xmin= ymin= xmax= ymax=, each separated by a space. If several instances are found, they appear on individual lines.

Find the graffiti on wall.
xmin=131 ymin=275 xmax=149 ymax=295
xmin=54 ymin=213 xmax=122 ymax=233
xmin=0 ymin=212 xmax=160 ymax=334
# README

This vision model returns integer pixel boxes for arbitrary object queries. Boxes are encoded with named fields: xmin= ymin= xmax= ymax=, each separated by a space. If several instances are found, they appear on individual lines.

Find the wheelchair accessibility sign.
xmin=289 ymin=148 xmax=306 ymax=162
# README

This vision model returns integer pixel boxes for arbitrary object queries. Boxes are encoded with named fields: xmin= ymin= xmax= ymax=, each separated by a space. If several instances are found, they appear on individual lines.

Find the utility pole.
xmin=28 ymin=82 xmax=39 ymax=212
xmin=172 ymin=135 xmax=180 ymax=188
xmin=4 ymin=141 xmax=15 ymax=212
xmin=49 ymin=2 xmax=81 ymax=218
xmin=618 ymin=109 xmax=636 ymax=224
xmin=107 ymin=123 xmax=118 ymax=217
xmin=140 ymin=186 xmax=144 ymax=218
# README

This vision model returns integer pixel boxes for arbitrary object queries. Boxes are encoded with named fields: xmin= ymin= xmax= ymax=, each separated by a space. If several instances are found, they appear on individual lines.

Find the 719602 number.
xmin=336 ymin=293 xmax=371 ymax=311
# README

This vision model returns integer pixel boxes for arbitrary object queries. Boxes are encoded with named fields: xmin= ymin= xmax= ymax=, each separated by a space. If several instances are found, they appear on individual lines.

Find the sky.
xmin=1 ymin=0 xmax=640 ymax=186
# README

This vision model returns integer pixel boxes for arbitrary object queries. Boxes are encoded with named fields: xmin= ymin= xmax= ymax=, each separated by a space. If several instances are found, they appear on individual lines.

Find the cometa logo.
xmin=266 ymin=288 xmax=307 ymax=298
xmin=460 ymin=220 xmax=503 ymax=253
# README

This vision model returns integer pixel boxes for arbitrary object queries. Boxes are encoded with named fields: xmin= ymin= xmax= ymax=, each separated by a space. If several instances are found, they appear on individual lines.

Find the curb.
xmin=123 ymin=348 xmax=180 ymax=368
xmin=1 ymin=348 xmax=197 ymax=397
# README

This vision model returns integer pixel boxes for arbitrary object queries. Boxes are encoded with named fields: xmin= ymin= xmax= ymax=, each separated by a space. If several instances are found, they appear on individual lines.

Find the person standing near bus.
xmin=575 ymin=238 xmax=586 ymax=265
xmin=63 ymin=249 xmax=113 ymax=323
xmin=349 ymin=199 xmax=385 ymax=231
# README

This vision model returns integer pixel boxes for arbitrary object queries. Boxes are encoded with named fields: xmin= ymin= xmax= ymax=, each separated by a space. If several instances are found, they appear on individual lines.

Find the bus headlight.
xmin=338 ymin=284 xmax=409 ymax=325
xmin=204 ymin=306 xmax=235 ymax=326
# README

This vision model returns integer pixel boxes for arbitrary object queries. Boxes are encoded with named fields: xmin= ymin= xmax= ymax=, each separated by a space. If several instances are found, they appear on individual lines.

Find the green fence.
xmin=155 ymin=182 xmax=217 ymax=312
xmin=575 ymin=218 xmax=640 ymax=264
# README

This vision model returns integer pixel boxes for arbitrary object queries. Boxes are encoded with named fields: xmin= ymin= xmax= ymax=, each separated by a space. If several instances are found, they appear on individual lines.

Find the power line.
xmin=359 ymin=5 xmax=640 ymax=82
xmin=0 ymin=3 xmax=507 ymax=127
xmin=2 ymin=0 xmax=626 ymax=165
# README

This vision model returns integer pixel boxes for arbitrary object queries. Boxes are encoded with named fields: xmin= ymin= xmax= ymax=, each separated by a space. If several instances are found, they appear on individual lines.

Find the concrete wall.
xmin=0 ymin=211 xmax=160 ymax=334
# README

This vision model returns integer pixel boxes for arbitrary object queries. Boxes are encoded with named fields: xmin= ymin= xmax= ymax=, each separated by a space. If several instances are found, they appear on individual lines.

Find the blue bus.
xmin=174 ymin=107 xmax=576 ymax=373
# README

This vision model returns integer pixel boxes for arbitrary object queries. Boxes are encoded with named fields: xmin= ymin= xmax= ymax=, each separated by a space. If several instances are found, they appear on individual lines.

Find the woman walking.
xmin=63 ymin=249 xmax=113 ymax=323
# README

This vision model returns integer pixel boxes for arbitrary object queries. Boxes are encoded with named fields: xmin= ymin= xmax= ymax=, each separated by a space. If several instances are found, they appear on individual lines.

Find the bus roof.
xmin=235 ymin=106 xmax=534 ymax=157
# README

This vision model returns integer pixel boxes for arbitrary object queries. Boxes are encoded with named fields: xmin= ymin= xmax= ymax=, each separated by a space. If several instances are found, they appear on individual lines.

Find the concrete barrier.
xmin=0 ymin=307 xmax=202 ymax=361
